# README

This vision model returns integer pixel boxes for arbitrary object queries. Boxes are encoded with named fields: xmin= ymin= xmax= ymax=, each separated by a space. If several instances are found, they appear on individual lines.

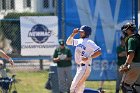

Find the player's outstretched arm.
xmin=66 ymin=28 xmax=79 ymax=45
xmin=0 ymin=50 xmax=14 ymax=66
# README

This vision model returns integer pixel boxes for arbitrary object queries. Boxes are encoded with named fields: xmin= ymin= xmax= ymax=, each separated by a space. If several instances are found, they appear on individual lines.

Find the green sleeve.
xmin=53 ymin=49 xmax=58 ymax=58
xmin=128 ymin=38 xmax=136 ymax=53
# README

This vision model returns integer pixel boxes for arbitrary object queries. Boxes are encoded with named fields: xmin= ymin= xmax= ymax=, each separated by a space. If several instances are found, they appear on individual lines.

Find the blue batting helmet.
xmin=79 ymin=25 xmax=92 ymax=37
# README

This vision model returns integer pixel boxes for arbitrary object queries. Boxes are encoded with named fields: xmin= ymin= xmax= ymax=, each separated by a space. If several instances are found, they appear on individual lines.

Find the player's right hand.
xmin=73 ymin=28 xmax=79 ymax=34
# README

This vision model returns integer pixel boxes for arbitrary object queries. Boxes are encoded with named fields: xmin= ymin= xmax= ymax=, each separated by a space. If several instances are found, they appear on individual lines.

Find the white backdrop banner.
xmin=20 ymin=16 xmax=58 ymax=56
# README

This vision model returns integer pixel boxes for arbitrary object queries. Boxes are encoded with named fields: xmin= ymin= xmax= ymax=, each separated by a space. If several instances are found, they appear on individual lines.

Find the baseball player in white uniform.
xmin=66 ymin=25 xmax=102 ymax=93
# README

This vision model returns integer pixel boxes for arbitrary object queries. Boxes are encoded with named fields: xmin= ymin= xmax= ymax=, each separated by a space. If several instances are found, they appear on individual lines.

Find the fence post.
xmin=39 ymin=59 xmax=43 ymax=70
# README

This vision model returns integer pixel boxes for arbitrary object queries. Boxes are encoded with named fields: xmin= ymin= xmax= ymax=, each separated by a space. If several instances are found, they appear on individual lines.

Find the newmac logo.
xmin=28 ymin=24 xmax=51 ymax=43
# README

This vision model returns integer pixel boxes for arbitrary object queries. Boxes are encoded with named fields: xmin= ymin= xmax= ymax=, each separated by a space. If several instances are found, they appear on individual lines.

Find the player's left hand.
xmin=82 ymin=57 xmax=88 ymax=61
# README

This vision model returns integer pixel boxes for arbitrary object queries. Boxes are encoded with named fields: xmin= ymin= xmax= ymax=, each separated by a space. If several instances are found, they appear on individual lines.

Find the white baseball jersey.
xmin=72 ymin=38 xmax=101 ymax=64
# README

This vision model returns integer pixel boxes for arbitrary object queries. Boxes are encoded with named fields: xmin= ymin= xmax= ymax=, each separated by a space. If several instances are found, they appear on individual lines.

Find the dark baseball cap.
xmin=59 ymin=39 xmax=64 ymax=45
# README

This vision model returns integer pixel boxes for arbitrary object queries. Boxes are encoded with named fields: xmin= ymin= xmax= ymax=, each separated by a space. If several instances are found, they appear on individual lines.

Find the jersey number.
xmin=81 ymin=51 xmax=85 ymax=56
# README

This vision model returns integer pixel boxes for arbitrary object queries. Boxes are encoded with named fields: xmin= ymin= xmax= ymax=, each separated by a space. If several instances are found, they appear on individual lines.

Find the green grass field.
xmin=7 ymin=70 xmax=118 ymax=93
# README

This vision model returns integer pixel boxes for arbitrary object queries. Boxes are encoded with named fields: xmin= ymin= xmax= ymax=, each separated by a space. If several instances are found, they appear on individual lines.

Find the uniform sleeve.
xmin=127 ymin=38 xmax=136 ymax=53
xmin=87 ymin=40 xmax=101 ymax=57
xmin=53 ymin=49 xmax=58 ymax=58
xmin=73 ymin=39 xmax=80 ymax=46
xmin=89 ymin=40 xmax=101 ymax=53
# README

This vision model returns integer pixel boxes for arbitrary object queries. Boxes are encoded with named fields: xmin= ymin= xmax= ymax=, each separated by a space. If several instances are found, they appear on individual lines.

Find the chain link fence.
xmin=0 ymin=0 xmax=62 ymax=93
xmin=0 ymin=0 xmax=59 ymax=71
xmin=0 ymin=14 xmax=54 ymax=70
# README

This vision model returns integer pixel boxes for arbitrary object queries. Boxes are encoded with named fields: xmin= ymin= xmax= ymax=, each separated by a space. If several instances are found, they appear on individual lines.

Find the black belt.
xmin=77 ymin=63 xmax=91 ymax=67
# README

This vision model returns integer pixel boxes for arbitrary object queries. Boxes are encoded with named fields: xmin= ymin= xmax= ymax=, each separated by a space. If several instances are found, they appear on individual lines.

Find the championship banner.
xmin=20 ymin=16 xmax=58 ymax=56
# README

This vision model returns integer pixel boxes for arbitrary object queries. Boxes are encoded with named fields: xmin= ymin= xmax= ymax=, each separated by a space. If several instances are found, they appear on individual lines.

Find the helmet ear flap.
xmin=130 ymin=23 xmax=136 ymax=28
xmin=130 ymin=23 xmax=136 ymax=31
xmin=85 ymin=28 xmax=91 ymax=37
